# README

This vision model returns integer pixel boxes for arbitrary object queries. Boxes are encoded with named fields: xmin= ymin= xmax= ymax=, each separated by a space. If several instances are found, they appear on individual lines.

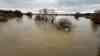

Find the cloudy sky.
xmin=0 ymin=0 xmax=100 ymax=13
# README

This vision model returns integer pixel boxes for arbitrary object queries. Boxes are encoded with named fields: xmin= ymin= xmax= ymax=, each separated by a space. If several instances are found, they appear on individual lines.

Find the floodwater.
xmin=0 ymin=15 xmax=99 ymax=56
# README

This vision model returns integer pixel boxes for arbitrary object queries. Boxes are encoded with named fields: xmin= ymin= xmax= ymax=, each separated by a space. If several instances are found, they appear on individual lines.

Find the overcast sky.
xmin=0 ymin=0 xmax=100 ymax=13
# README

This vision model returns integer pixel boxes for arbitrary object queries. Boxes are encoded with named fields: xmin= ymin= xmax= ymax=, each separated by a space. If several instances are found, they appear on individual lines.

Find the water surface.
xmin=0 ymin=15 xmax=99 ymax=56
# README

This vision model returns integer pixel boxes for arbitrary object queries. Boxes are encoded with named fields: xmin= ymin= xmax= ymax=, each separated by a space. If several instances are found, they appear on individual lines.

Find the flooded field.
xmin=0 ymin=15 xmax=99 ymax=56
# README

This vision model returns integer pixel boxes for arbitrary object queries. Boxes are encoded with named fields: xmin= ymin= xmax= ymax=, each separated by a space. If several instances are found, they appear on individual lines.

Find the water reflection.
xmin=89 ymin=21 xmax=100 ymax=56
xmin=91 ymin=23 xmax=99 ymax=32
xmin=94 ymin=24 xmax=100 ymax=56
xmin=27 ymin=15 xmax=32 ymax=19
xmin=97 ymin=48 xmax=100 ymax=56
xmin=16 ymin=17 xmax=23 ymax=23
xmin=0 ymin=17 xmax=8 ymax=23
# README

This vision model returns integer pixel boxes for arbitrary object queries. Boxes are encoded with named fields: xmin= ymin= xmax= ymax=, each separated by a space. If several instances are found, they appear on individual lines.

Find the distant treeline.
xmin=0 ymin=10 xmax=23 ymax=17
xmin=74 ymin=10 xmax=100 ymax=24
xmin=0 ymin=9 xmax=34 ymax=17
xmin=0 ymin=9 xmax=100 ymax=19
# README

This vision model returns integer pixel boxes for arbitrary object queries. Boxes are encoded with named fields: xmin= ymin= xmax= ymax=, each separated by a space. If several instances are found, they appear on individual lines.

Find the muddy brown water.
xmin=0 ymin=15 xmax=99 ymax=56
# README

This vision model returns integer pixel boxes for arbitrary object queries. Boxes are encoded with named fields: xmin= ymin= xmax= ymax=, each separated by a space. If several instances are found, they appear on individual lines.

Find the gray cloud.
xmin=59 ymin=0 xmax=100 ymax=6
xmin=0 ymin=0 xmax=100 ymax=12
xmin=0 ymin=0 xmax=100 ymax=7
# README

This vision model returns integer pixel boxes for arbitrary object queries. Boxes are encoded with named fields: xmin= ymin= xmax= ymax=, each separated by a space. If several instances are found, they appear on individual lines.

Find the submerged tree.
xmin=94 ymin=9 xmax=100 ymax=14
xmin=74 ymin=12 xmax=81 ymax=20
xmin=25 ymin=12 xmax=33 ymax=17
xmin=14 ymin=10 xmax=23 ymax=17
xmin=90 ymin=9 xmax=100 ymax=24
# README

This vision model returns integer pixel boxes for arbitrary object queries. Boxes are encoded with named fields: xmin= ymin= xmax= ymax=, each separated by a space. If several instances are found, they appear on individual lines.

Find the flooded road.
xmin=0 ymin=15 xmax=99 ymax=56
